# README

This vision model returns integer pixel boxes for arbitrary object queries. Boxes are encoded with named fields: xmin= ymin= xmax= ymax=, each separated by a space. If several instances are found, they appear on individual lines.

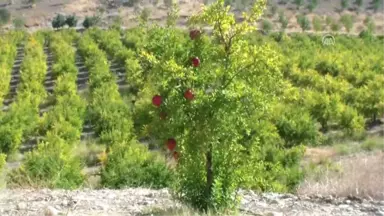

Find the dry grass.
xmin=298 ymin=151 xmax=384 ymax=200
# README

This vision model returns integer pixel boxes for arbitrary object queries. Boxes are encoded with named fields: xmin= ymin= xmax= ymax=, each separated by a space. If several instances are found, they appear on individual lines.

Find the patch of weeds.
xmin=361 ymin=137 xmax=384 ymax=152
xmin=334 ymin=142 xmax=359 ymax=156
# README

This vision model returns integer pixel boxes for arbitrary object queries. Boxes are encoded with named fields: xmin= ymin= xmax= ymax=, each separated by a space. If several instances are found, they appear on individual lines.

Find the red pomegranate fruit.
xmin=192 ymin=57 xmax=200 ymax=67
xmin=166 ymin=138 xmax=176 ymax=151
xmin=152 ymin=95 xmax=162 ymax=107
xmin=189 ymin=29 xmax=201 ymax=40
xmin=184 ymin=89 xmax=194 ymax=101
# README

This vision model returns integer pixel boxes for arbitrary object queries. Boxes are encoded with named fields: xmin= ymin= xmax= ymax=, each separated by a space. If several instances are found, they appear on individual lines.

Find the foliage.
xmin=132 ymin=0 xmax=305 ymax=212
xmin=364 ymin=17 xmax=376 ymax=33
xmin=273 ymin=104 xmax=320 ymax=147
xmin=8 ymin=136 xmax=85 ymax=189
xmin=100 ymin=142 xmax=173 ymax=189
xmin=340 ymin=14 xmax=354 ymax=33
xmin=11 ymin=31 xmax=85 ymax=189
xmin=0 ymin=35 xmax=46 ymax=155
xmin=325 ymin=16 xmax=334 ymax=27
xmin=307 ymin=0 xmax=318 ymax=12
xmin=312 ymin=16 xmax=323 ymax=32
xmin=278 ymin=11 xmax=288 ymax=30
xmin=110 ymin=15 xmax=123 ymax=31
xmin=138 ymin=8 xmax=151 ymax=25
xmin=262 ymin=19 xmax=273 ymax=34
xmin=83 ymin=16 xmax=100 ymax=29
xmin=373 ymin=0 xmax=383 ymax=12
xmin=52 ymin=14 xmax=66 ymax=29
xmin=297 ymin=15 xmax=311 ymax=32
xmin=0 ymin=8 xmax=10 ymax=26
xmin=0 ymin=154 xmax=6 ymax=171
xmin=341 ymin=0 xmax=349 ymax=10
xmin=330 ymin=21 xmax=341 ymax=32
xmin=12 ymin=17 xmax=25 ymax=29
xmin=355 ymin=0 xmax=363 ymax=7
xmin=0 ymin=31 xmax=24 ymax=104
xmin=166 ymin=3 xmax=180 ymax=27
xmin=293 ymin=0 xmax=304 ymax=9
xmin=65 ymin=15 xmax=78 ymax=28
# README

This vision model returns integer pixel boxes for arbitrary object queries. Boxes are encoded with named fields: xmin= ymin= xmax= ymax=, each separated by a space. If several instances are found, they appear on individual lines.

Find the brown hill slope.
xmin=0 ymin=0 xmax=383 ymax=34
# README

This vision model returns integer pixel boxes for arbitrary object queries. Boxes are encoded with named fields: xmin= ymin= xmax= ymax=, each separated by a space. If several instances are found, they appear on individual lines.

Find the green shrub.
xmin=325 ymin=16 xmax=334 ymax=27
xmin=278 ymin=11 xmax=289 ymax=30
xmin=312 ymin=16 xmax=323 ymax=32
xmin=83 ymin=16 xmax=100 ymax=29
xmin=13 ymin=17 xmax=25 ymax=29
xmin=297 ymin=15 xmax=311 ymax=32
xmin=359 ymin=29 xmax=374 ymax=40
xmin=0 ymin=8 xmax=10 ymax=26
xmin=274 ymin=105 xmax=320 ymax=147
xmin=331 ymin=21 xmax=341 ymax=32
xmin=341 ymin=0 xmax=349 ymax=10
xmin=355 ymin=0 xmax=363 ymax=7
xmin=308 ymin=0 xmax=318 ymax=12
xmin=262 ymin=19 xmax=273 ymax=34
xmin=52 ymin=14 xmax=66 ymax=29
xmin=8 ymin=135 xmax=84 ymax=189
xmin=100 ymin=142 xmax=173 ymax=189
xmin=373 ymin=0 xmax=383 ymax=12
xmin=361 ymin=140 xmax=378 ymax=151
xmin=0 ymin=154 xmax=6 ymax=171
xmin=367 ymin=20 xmax=376 ymax=33
xmin=0 ymin=153 xmax=6 ymax=188
xmin=293 ymin=0 xmax=304 ymax=9
xmin=340 ymin=14 xmax=354 ymax=33
xmin=65 ymin=15 xmax=78 ymax=28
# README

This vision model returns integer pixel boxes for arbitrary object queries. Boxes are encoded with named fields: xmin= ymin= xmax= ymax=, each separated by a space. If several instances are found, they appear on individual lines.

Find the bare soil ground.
xmin=0 ymin=188 xmax=383 ymax=216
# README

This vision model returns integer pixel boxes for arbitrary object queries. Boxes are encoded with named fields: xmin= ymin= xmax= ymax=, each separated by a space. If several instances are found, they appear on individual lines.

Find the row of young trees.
xmin=263 ymin=12 xmax=377 ymax=34
xmin=266 ymin=0 xmax=382 ymax=13
xmin=9 ymin=30 xmax=86 ymax=188
xmin=77 ymin=31 xmax=171 ymax=188
xmin=248 ymin=31 xmax=383 ymax=128
xmin=0 ymin=31 xmax=24 ymax=105
xmin=0 ymin=33 xmax=47 ymax=156
xmin=52 ymin=14 xmax=100 ymax=29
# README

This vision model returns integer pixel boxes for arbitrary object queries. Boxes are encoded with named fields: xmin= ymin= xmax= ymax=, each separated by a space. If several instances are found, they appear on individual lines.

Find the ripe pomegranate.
xmin=152 ymin=95 xmax=162 ymax=107
xmin=189 ymin=29 xmax=201 ymax=40
xmin=184 ymin=89 xmax=194 ymax=101
xmin=192 ymin=57 xmax=200 ymax=67
xmin=166 ymin=138 xmax=176 ymax=151
xmin=159 ymin=112 xmax=167 ymax=120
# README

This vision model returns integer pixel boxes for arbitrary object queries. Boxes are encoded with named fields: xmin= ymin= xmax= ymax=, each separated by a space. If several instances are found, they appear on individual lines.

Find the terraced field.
xmin=0 ymin=30 xmax=132 ymax=173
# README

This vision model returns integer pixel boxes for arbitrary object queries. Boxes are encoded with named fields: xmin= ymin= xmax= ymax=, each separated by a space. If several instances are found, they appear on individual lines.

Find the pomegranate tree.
xmin=135 ymin=0 xmax=283 ymax=212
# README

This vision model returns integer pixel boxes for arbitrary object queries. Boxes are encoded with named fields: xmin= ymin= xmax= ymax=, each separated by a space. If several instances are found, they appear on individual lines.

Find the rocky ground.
xmin=0 ymin=188 xmax=383 ymax=216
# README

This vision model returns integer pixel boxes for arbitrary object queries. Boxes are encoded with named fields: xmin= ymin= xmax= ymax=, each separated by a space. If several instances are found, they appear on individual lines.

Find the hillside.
xmin=0 ymin=0 xmax=383 ymax=34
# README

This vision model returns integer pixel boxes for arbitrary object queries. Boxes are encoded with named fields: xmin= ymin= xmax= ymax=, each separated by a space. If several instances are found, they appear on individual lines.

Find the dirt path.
xmin=0 ymin=188 xmax=383 ymax=216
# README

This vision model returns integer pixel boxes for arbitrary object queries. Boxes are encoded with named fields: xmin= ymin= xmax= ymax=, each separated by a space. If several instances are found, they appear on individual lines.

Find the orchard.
xmin=0 ymin=0 xmax=382 ymax=214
